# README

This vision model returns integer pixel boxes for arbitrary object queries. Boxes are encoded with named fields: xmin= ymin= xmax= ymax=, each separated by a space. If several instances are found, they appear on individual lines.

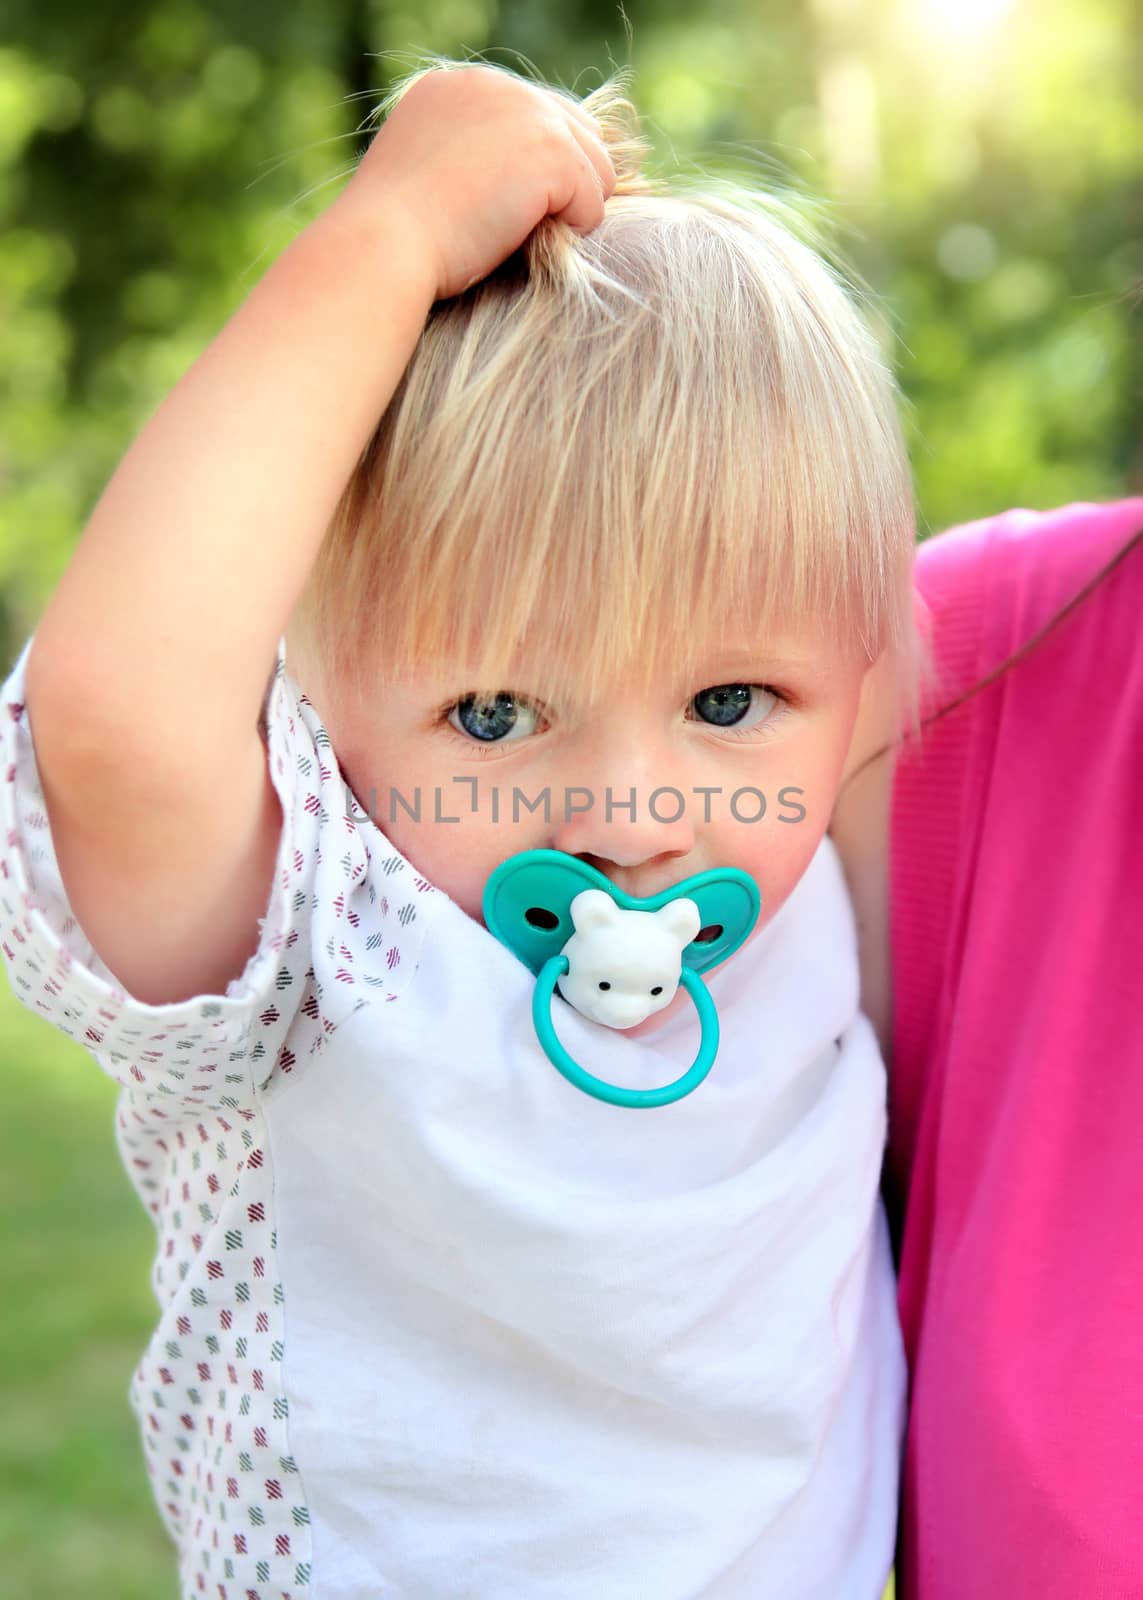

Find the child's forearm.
xmin=26 ymin=195 xmax=436 ymax=771
xmin=9 ymin=69 xmax=614 ymax=1009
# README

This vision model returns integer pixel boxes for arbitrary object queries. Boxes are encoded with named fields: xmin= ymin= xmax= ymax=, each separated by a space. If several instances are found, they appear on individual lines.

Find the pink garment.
xmin=888 ymin=498 xmax=1143 ymax=1597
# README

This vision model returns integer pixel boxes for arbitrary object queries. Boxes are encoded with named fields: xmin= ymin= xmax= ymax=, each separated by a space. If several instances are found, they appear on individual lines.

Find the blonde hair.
xmin=287 ymin=56 xmax=936 ymax=747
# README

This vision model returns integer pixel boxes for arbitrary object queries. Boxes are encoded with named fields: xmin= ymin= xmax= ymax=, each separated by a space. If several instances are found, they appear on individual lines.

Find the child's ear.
xmin=839 ymin=647 xmax=895 ymax=791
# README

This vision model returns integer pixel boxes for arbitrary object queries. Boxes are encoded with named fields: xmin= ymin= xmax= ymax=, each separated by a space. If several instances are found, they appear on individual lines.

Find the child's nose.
xmin=547 ymin=722 xmax=700 ymax=878
xmin=551 ymin=790 xmax=697 ymax=880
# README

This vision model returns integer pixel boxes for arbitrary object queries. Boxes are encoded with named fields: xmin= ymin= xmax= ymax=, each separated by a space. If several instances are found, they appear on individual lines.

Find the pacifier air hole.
xmin=693 ymin=924 xmax=723 ymax=944
xmin=525 ymin=906 xmax=560 ymax=931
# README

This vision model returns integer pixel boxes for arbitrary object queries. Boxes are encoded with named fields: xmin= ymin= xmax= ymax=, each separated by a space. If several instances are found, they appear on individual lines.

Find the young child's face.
xmin=319 ymin=616 xmax=872 ymax=1038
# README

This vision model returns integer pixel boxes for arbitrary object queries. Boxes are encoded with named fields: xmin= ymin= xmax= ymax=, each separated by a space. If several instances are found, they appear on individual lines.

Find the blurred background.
xmin=0 ymin=0 xmax=1138 ymax=1593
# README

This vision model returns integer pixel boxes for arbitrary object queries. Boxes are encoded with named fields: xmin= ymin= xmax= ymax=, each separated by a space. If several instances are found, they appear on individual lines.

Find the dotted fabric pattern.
xmin=0 ymin=638 xmax=440 ymax=1598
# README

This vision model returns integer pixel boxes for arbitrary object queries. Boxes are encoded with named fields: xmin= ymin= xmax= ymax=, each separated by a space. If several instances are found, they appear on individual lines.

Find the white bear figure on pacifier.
xmin=556 ymin=890 xmax=701 ymax=1029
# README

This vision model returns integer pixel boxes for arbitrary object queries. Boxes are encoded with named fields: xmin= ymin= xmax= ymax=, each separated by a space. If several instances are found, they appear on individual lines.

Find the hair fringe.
xmin=288 ymin=54 xmax=934 ymax=751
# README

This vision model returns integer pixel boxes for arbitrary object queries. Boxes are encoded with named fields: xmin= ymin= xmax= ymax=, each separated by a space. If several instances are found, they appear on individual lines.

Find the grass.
xmin=0 ymin=988 xmax=179 ymax=1600
xmin=0 ymin=983 xmax=900 ymax=1600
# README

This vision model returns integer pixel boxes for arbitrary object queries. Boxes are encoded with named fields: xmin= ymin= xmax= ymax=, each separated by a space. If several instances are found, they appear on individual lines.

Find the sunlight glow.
xmin=915 ymin=0 xmax=1016 ymax=37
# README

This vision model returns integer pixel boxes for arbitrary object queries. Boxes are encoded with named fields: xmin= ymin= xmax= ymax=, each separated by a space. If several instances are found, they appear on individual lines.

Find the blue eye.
xmin=444 ymin=682 xmax=788 ymax=752
xmin=449 ymin=693 xmax=541 ymax=744
xmin=689 ymin=683 xmax=787 ymax=741
xmin=693 ymin=684 xmax=759 ymax=727
xmin=693 ymin=684 xmax=752 ymax=726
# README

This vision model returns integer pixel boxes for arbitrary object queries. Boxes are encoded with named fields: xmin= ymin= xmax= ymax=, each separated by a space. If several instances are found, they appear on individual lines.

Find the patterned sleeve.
xmin=0 ymin=635 xmax=320 ymax=1116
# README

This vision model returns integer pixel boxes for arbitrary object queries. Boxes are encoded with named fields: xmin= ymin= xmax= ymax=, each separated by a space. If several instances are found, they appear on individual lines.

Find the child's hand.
xmin=334 ymin=64 xmax=618 ymax=301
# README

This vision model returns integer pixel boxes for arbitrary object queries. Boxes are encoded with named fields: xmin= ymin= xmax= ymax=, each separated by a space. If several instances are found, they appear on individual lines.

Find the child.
xmin=1 ymin=58 xmax=928 ymax=1598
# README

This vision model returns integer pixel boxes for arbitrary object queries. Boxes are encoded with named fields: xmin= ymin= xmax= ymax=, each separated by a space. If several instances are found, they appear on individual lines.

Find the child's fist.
xmin=336 ymin=64 xmax=617 ymax=301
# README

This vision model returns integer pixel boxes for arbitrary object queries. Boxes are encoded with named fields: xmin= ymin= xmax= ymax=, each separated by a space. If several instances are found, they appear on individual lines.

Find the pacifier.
xmin=482 ymin=849 xmax=761 ymax=1109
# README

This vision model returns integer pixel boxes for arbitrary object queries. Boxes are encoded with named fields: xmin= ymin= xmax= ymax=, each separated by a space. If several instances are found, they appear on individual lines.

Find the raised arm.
xmin=22 ymin=63 xmax=616 ymax=1005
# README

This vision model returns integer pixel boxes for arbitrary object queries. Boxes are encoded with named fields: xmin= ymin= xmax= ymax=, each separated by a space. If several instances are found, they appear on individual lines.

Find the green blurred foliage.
xmin=0 ymin=0 xmax=1138 ymax=672
xmin=0 ymin=0 xmax=1137 ymax=1592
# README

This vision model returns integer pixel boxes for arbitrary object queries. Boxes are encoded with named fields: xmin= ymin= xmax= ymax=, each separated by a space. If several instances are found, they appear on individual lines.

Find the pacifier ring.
xmin=533 ymin=956 xmax=720 ymax=1109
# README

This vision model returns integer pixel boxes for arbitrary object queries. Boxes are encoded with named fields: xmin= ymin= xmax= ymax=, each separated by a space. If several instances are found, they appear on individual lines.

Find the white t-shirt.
xmin=0 ymin=636 xmax=904 ymax=1599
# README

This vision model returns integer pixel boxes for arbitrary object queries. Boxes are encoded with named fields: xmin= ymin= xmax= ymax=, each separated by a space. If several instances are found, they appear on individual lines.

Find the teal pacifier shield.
xmin=482 ymin=849 xmax=761 ymax=978
xmin=482 ymin=849 xmax=761 ymax=1109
